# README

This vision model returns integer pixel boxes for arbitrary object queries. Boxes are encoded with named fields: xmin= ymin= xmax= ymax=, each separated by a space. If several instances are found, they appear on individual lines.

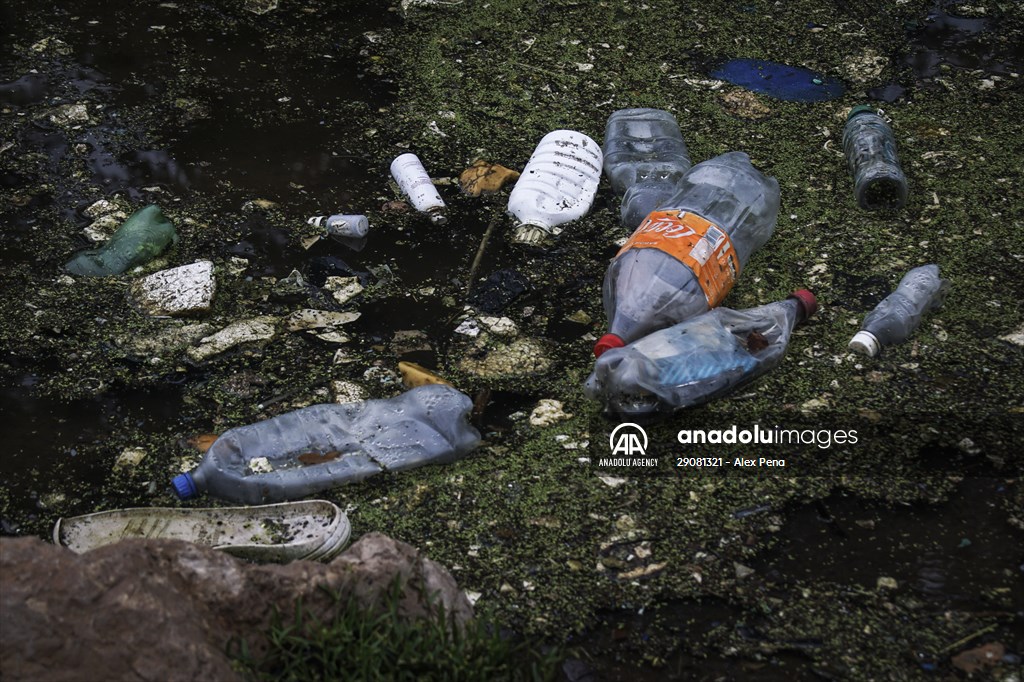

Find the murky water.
xmin=2 ymin=0 xmax=1022 ymax=678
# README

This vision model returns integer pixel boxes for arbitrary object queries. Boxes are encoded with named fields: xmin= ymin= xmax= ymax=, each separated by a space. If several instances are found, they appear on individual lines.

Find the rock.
xmin=0 ymin=533 xmax=471 ymax=682
xmin=325 ymin=276 xmax=364 ymax=305
xmin=187 ymin=316 xmax=278 ymax=363
xmin=131 ymin=260 xmax=216 ymax=317
xmin=458 ymin=337 xmax=553 ymax=379
xmin=528 ymin=399 xmax=572 ymax=427
xmin=285 ymin=309 xmax=361 ymax=332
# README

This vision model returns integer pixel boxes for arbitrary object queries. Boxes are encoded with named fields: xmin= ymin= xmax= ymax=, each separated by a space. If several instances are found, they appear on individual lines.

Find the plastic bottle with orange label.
xmin=594 ymin=152 xmax=780 ymax=356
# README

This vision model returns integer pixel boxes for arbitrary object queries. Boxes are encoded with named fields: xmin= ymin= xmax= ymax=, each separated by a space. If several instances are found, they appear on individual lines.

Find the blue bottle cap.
xmin=171 ymin=473 xmax=197 ymax=500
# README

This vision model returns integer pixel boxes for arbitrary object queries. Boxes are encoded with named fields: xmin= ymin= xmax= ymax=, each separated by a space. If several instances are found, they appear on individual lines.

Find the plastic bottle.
xmin=506 ymin=129 xmax=602 ymax=246
xmin=171 ymin=384 xmax=481 ymax=504
xmin=594 ymin=151 xmax=780 ymax=356
xmin=65 ymin=204 xmax=178 ymax=276
xmin=603 ymin=108 xmax=692 ymax=229
xmin=307 ymin=214 xmax=370 ymax=239
xmin=849 ymin=264 xmax=949 ymax=357
xmin=390 ymin=153 xmax=448 ymax=225
xmin=843 ymin=106 xmax=908 ymax=211
xmin=585 ymin=290 xmax=816 ymax=417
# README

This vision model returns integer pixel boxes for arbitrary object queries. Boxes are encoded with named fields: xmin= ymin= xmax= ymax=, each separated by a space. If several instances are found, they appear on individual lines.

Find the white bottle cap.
xmin=849 ymin=330 xmax=880 ymax=357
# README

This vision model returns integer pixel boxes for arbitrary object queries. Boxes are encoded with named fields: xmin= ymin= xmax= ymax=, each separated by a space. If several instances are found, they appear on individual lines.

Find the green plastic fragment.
xmin=65 ymin=204 xmax=178 ymax=276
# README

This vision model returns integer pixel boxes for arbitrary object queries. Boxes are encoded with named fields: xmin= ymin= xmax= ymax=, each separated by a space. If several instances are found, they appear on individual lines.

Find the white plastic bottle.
xmin=171 ymin=384 xmax=481 ymax=504
xmin=603 ymin=108 xmax=692 ymax=229
xmin=849 ymin=264 xmax=949 ymax=357
xmin=506 ymin=129 xmax=602 ymax=246
xmin=595 ymin=151 xmax=780 ymax=356
xmin=585 ymin=290 xmax=816 ymax=417
xmin=390 ymin=153 xmax=448 ymax=225
xmin=307 ymin=214 xmax=370 ymax=239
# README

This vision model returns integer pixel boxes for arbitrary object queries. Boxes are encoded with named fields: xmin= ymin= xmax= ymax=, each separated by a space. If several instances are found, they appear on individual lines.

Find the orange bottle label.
xmin=616 ymin=210 xmax=739 ymax=307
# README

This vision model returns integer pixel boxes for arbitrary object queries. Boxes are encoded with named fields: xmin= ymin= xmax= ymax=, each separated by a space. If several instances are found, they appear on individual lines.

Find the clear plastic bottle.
xmin=843 ymin=106 xmax=908 ymax=211
xmin=507 ymin=129 xmax=602 ymax=246
xmin=585 ymin=290 xmax=816 ymax=417
xmin=603 ymin=108 xmax=691 ymax=229
xmin=171 ymin=384 xmax=481 ymax=504
xmin=594 ymin=151 xmax=780 ymax=356
xmin=307 ymin=214 xmax=369 ymax=239
xmin=390 ymin=153 xmax=448 ymax=225
xmin=65 ymin=204 xmax=178 ymax=277
xmin=849 ymin=264 xmax=949 ymax=357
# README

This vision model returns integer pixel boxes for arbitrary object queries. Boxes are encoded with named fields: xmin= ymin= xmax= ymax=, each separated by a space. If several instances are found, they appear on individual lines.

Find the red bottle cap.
xmin=593 ymin=334 xmax=625 ymax=358
xmin=787 ymin=289 xmax=817 ymax=322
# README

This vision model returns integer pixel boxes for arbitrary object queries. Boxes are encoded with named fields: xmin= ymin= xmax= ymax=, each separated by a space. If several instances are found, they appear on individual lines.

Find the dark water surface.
xmin=2 ymin=0 xmax=1022 ymax=678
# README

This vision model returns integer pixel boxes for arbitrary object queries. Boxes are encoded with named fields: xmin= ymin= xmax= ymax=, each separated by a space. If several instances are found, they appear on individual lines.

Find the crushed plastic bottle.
xmin=390 ymin=153 xmax=448 ymax=225
xmin=843 ymin=106 xmax=908 ymax=211
xmin=171 ymin=384 xmax=481 ymax=504
xmin=585 ymin=290 xmax=816 ymax=417
xmin=307 ymin=214 xmax=369 ymax=239
xmin=65 ymin=204 xmax=178 ymax=276
xmin=603 ymin=108 xmax=691 ymax=229
xmin=849 ymin=264 xmax=949 ymax=357
xmin=595 ymin=151 xmax=780 ymax=356
xmin=507 ymin=129 xmax=602 ymax=246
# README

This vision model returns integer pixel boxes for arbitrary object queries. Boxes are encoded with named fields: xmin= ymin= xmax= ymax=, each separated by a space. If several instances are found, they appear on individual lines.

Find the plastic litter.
xmin=506 ymin=129 xmax=602 ymax=246
xmin=307 ymin=214 xmax=370 ymax=239
xmin=53 ymin=500 xmax=351 ymax=563
xmin=595 ymin=151 xmax=780 ymax=356
xmin=603 ymin=108 xmax=692 ymax=229
xmin=710 ymin=59 xmax=845 ymax=102
xmin=586 ymin=290 xmax=816 ymax=418
xmin=843 ymin=105 xmax=908 ymax=210
xmin=172 ymin=384 xmax=481 ymax=504
xmin=390 ymin=153 xmax=448 ymax=225
xmin=65 ymin=204 xmax=178 ymax=276
xmin=849 ymin=264 xmax=949 ymax=357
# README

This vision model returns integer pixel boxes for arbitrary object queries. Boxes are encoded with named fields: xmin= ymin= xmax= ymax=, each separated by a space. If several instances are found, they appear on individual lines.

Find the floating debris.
xmin=187 ymin=316 xmax=278 ymax=363
xmin=131 ymin=260 xmax=216 ymax=317
xmin=458 ymin=160 xmax=520 ymax=197
xmin=710 ymin=59 xmax=845 ymax=102
xmin=528 ymin=399 xmax=572 ymax=427
xmin=398 ymin=361 xmax=453 ymax=389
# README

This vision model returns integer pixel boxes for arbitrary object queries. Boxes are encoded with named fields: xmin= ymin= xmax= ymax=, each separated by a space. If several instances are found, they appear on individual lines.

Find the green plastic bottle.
xmin=66 ymin=204 xmax=178 ymax=276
